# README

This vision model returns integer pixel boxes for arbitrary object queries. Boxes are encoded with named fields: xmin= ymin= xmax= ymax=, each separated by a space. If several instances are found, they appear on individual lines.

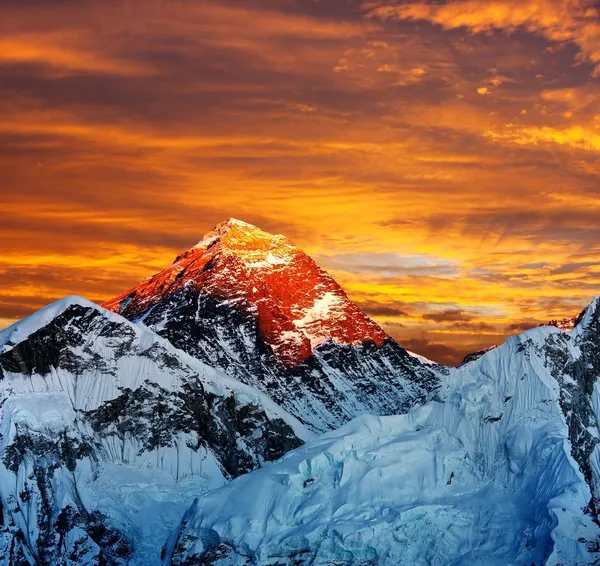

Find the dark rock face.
xmin=140 ymin=288 xmax=276 ymax=385
xmin=127 ymin=285 xmax=441 ymax=432
xmin=86 ymin=379 xmax=302 ymax=480
xmin=2 ymin=425 xmax=95 ymax=475
xmin=170 ymin=535 xmax=251 ymax=566
xmin=543 ymin=303 xmax=600 ymax=527
xmin=0 ymin=305 xmax=112 ymax=377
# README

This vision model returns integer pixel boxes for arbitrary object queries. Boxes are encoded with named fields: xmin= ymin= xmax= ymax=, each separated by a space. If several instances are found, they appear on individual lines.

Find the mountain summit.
xmin=103 ymin=218 xmax=439 ymax=431
xmin=103 ymin=218 xmax=387 ymax=368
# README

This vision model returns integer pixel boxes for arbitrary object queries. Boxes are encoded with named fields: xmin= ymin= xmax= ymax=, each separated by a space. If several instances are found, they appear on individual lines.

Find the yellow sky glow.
xmin=2 ymin=0 xmax=600 ymax=363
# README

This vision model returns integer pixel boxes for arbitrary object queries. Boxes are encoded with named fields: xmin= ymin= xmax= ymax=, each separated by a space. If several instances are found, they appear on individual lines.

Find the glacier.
xmin=166 ymin=297 xmax=600 ymax=565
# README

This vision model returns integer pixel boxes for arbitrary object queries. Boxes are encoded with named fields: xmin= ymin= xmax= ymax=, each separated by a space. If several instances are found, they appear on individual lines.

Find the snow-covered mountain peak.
xmin=101 ymin=219 xmax=439 ymax=432
xmin=0 ymin=295 xmax=104 ymax=351
xmin=103 ymin=219 xmax=389 ymax=369
xmin=193 ymin=217 xmax=285 ymax=250
xmin=204 ymin=218 xmax=295 ymax=269
xmin=177 ymin=218 xmax=292 ymax=268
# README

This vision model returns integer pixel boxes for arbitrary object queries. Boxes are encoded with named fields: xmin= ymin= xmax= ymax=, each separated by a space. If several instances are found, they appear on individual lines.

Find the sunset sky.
xmin=2 ymin=0 xmax=600 ymax=364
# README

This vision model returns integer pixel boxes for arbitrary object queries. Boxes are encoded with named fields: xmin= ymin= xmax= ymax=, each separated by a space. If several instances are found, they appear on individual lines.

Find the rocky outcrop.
xmin=86 ymin=380 xmax=301 ymax=480
xmin=544 ymin=305 xmax=590 ymax=331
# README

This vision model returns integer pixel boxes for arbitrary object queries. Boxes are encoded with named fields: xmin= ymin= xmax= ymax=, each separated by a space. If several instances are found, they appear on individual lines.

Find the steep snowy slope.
xmin=103 ymin=219 xmax=440 ymax=432
xmin=459 ymin=306 xmax=591 ymax=367
xmin=166 ymin=297 xmax=600 ymax=566
xmin=0 ymin=297 xmax=308 ymax=565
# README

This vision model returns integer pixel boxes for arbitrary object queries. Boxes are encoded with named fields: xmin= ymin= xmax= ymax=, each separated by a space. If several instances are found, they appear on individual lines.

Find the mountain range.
xmin=1 ymin=218 xmax=599 ymax=565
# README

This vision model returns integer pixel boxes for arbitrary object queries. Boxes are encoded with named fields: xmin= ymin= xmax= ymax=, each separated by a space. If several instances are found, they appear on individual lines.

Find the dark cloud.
xmin=549 ymin=262 xmax=598 ymax=276
xmin=391 ymin=336 xmax=466 ymax=366
xmin=451 ymin=321 xmax=497 ymax=332
xmin=504 ymin=319 xmax=541 ymax=334
xmin=357 ymin=301 xmax=408 ymax=317
xmin=422 ymin=309 xmax=473 ymax=323
xmin=0 ymin=210 xmax=200 ymax=255
xmin=517 ymin=262 xmax=548 ymax=270
xmin=380 ymin=321 xmax=405 ymax=330
xmin=419 ymin=206 xmax=600 ymax=251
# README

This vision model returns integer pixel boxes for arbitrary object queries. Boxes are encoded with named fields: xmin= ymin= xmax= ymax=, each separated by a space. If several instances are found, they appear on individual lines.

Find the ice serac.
xmin=103 ymin=218 xmax=441 ymax=432
xmin=166 ymin=295 xmax=600 ymax=566
xmin=0 ymin=297 xmax=308 ymax=565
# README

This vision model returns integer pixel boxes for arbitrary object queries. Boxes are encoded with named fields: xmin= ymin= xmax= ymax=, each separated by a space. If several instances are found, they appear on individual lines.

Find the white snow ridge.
xmin=2 ymin=222 xmax=600 ymax=565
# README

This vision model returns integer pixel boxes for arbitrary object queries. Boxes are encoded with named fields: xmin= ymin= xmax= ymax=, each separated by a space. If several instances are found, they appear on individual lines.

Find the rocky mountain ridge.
xmin=102 ymin=219 xmax=440 ymax=432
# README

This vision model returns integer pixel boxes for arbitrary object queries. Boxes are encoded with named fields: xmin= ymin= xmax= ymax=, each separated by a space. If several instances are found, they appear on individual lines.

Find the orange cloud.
xmin=367 ymin=0 xmax=600 ymax=74
xmin=1 ymin=0 xmax=600 ymax=364
xmin=0 ymin=33 xmax=154 ymax=75
xmin=486 ymin=124 xmax=600 ymax=152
